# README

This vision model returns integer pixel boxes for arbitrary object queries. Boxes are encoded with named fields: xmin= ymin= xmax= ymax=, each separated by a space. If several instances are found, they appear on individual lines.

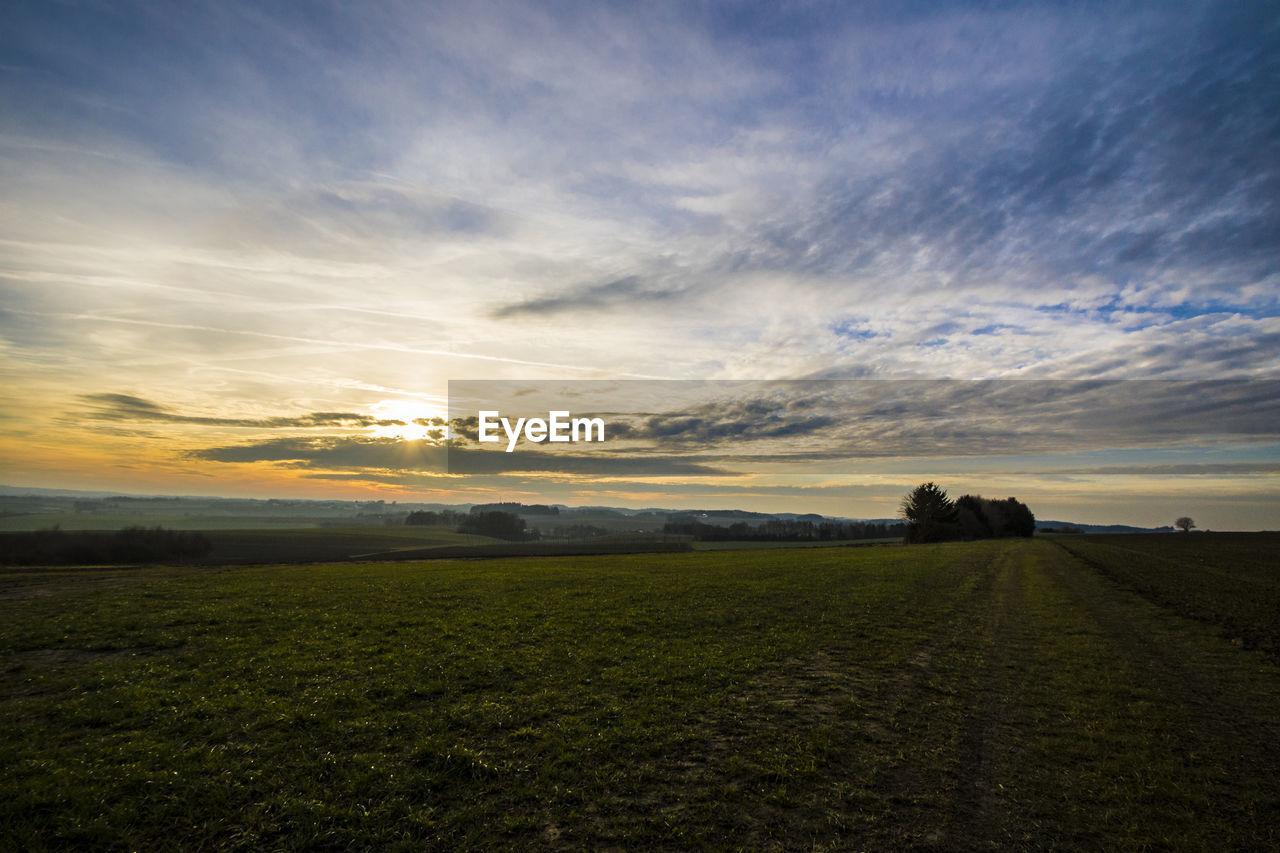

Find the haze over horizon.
xmin=2 ymin=1 xmax=1277 ymax=529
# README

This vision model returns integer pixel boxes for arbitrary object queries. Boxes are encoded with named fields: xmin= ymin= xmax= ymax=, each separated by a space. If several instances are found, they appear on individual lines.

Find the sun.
xmin=365 ymin=399 xmax=448 ymax=442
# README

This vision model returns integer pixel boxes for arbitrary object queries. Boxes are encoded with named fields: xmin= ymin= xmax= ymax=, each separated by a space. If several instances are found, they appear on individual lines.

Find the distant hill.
xmin=0 ymin=484 xmax=151 ymax=499
xmin=2 ymin=486 xmax=1179 ymax=535
xmin=1036 ymin=520 xmax=1174 ymax=534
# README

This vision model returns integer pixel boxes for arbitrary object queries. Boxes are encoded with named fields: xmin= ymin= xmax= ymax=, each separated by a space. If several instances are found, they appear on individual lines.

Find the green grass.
xmin=2 ymin=536 xmax=1279 ymax=850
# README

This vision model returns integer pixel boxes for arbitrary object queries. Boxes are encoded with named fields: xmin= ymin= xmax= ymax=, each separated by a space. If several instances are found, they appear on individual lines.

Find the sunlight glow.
xmin=366 ymin=400 xmax=447 ymax=442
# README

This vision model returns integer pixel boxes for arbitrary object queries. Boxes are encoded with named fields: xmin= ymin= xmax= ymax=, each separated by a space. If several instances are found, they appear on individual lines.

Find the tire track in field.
xmin=941 ymin=541 xmax=1030 ymax=850
xmin=1038 ymin=540 xmax=1280 ymax=843
xmin=646 ymin=545 xmax=1009 ymax=850
xmin=1042 ymin=540 xmax=1280 ymax=755
xmin=836 ymin=541 xmax=1049 ymax=850
xmin=634 ymin=539 xmax=1280 ymax=850
xmin=866 ymin=544 xmax=1009 ymax=849
xmin=720 ymin=544 xmax=1012 ymax=849
xmin=939 ymin=540 xmax=1280 ymax=849
xmin=740 ymin=544 xmax=1011 ymax=849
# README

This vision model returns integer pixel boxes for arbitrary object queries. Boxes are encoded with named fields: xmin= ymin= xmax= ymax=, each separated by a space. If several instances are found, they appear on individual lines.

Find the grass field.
xmin=2 ymin=535 xmax=1279 ymax=850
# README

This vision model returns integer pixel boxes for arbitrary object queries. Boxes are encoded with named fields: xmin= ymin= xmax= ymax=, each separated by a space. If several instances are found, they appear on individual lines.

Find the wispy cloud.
xmin=189 ymin=436 xmax=731 ymax=478
xmin=493 ymin=276 xmax=689 ymax=318
xmin=79 ymin=393 xmax=404 ymax=429
xmin=1031 ymin=462 xmax=1280 ymax=478
xmin=190 ymin=437 xmax=445 ymax=469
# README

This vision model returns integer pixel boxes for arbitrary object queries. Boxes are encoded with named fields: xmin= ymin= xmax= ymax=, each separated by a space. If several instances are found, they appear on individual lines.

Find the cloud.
xmin=447 ymin=448 xmax=733 ymax=478
xmin=1033 ymin=462 xmax=1280 ymax=478
xmin=80 ymin=394 xmax=403 ymax=429
xmin=609 ymin=397 xmax=841 ymax=445
xmin=189 ymin=435 xmax=731 ymax=477
xmin=492 ymin=276 xmax=688 ymax=318
xmin=692 ymin=9 xmax=1280 ymax=308
xmin=452 ymin=378 xmax=1280 ymax=461
xmin=190 ymin=437 xmax=445 ymax=469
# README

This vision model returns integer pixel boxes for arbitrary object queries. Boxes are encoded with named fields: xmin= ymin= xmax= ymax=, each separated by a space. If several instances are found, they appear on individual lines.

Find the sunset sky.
xmin=2 ymin=1 xmax=1277 ymax=527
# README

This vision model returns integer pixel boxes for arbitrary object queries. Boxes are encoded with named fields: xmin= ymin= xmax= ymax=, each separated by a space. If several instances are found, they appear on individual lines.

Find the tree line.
xmin=900 ymin=482 xmax=1035 ymax=544
xmin=664 ymin=518 xmax=906 ymax=542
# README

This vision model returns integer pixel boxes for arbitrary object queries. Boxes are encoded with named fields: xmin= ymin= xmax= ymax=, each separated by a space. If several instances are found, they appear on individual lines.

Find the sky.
xmin=1 ymin=0 xmax=1277 ymax=527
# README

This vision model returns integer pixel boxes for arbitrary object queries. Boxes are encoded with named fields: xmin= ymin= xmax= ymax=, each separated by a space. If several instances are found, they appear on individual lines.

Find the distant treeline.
xmin=405 ymin=505 xmax=562 ymax=530
xmin=470 ymin=502 xmax=559 ymax=516
xmin=901 ymin=483 xmax=1036 ymax=544
xmin=377 ymin=537 xmax=692 ymax=560
xmin=404 ymin=510 xmax=465 ymax=526
xmin=664 ymin=519 xmax=907 ymax=542
xmin=542 ymin=524 xmax=612 ymax=540
xmin=0 ymin=526 xmax=213 ymax=566
xmin=409 ymin=511 xmax=653 ymax=543
xmin=406 ymin=509 xmax=542 ymax=542
xmin=457 ymin=511 xmax=532 ymax=541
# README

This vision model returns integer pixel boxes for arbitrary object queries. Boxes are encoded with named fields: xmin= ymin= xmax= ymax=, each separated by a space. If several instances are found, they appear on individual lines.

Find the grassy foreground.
xmin=2 ymin=536 xmax=1279 ymax=850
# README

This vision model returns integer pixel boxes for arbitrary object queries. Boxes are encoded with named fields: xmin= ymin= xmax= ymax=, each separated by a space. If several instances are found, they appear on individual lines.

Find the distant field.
xmin=193 ymin=526 xmax=504 ymax=565
xmin=692 ymin=537 xmax=899 ymax=551
xmin=0 ymin=527 xmax=696 ymax=566
xmin=0 ymin=526 xmax=504 ymax=567
xmin=369 ymin=535 xmax=693 ymax=561
xmin=2 ymin=536 xmax=1278 ymax=850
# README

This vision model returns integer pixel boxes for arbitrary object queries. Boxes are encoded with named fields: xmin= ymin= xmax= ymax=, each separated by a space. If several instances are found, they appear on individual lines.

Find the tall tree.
xmin=1175 ymin=516 xmax=1196 ymax=533
xmin=900 ymin=482 xmax=957 ymax=544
